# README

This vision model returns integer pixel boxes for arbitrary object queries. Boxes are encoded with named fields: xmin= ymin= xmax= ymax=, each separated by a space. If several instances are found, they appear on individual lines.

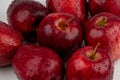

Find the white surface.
xmin=0 ymin=0 xmax=120 ymax=80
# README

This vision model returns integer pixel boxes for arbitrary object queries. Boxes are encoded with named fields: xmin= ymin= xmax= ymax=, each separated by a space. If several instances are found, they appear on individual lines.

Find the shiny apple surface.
xmin=0 ymin=0 xmax=120 ymax=80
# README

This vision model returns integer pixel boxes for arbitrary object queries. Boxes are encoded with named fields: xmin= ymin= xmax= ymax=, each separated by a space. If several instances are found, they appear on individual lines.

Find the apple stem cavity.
xmin=58 ymin=18 xmax=75 ymax=30
xmin=96 ymin=17 xmax=107 ymax=27
xmin=89 ymin=43 xmax=100 ymax=60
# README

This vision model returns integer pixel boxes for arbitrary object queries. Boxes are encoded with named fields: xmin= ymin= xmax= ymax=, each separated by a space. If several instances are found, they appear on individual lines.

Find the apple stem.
xmin=89 ymin=43 xmax=100 ymax=59
xmin=65 ymin=17 xmax=75 ymax=25
xmin=58 ymin=17 xmax=75 ymax=30
xmin=97 ymin=17 xmax=107 ymax=27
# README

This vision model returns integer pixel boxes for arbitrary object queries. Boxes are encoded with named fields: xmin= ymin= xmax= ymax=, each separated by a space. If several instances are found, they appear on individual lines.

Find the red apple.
xmin=37 ymin=13 xmax=83 ymax=60
xmin=0 ymin=21 xmax=23 ymax=67
xmin=84 ymin=12 xmax=120 ymax=61
xmin=89 ymin=0 xmax=120 ymax=16
xmin=12 ymin=44 xmax=63 ymax=80
xmin=46 ymin=0 xmax=87 ymax=23
xmin=66 ymin=44 xmax=113 ymax=80
xmin=7 ymin=0 xmax=48 ymax=42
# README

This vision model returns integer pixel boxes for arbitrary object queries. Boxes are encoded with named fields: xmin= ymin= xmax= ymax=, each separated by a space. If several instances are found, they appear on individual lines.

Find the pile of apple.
xmin=1 ymin=0 xmax=120 ymax=80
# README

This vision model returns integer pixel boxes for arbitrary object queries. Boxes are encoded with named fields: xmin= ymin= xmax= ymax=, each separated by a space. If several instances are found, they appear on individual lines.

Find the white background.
xmin=0 ymin=0 xmax=120 ymax=80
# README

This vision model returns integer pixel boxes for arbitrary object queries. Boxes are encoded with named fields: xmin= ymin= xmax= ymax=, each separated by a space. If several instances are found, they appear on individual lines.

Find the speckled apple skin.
xmin=84 ymin=12 xmax=120 ymax=61
xmin=46 ymin=0 xmax=87 ymax=23
xmin=89 ymin=0 xmax=120 ymax=16
xmin=0 ymin=21 xmax=23 ymax=66
xmin=12 ymin=44 xmax=63 ymax=80
xmin=37 ymin=13 xmax=83 ymax=60
xmin=66 ymin=46 xmax=113 ymax=80
xmin=7 ymin=0 xmax=48 ymax=41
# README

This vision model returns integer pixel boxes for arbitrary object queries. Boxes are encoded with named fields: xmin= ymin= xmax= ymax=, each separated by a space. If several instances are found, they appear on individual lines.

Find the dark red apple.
xmin=66 ymin=44 xmax=113 ymax=80
xmin=89 ymin=0 xmax=120 ymax=16
xmin=37 ymin=13 xmax=83 ymax=60
xmin=46 ymin=0 xmax=87 ymax=23
xmin=7 ymin=0 xmax=48 ymax=42
xmin=12 ymin=44 xmax=63 ymax=80
xmin=0 ymin=21 xmax=23 ymax=67
xmin=84 ymin=12 xmax=120 ymax=61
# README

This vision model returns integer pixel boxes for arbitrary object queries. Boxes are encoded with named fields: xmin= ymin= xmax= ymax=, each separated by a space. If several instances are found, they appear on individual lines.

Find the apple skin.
xmin=7 ymin=0 xmax=48 ymax=42
xmin=89 ymin=0 xmax=120 ymax=16
xmin=37 ymin=13 xmax=83 ymax=60
xmin=0 ymin=21 xmax=23 ymax=67
xmin=12 ymin=44 xmax=63 ymax=80
xmin=84 ymin=12 xmax=120 ymax=61
xmin=66 ymin=46 xmax=113 ymax=80
xmin=46 ymin=0 xmax=87 ymax=23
